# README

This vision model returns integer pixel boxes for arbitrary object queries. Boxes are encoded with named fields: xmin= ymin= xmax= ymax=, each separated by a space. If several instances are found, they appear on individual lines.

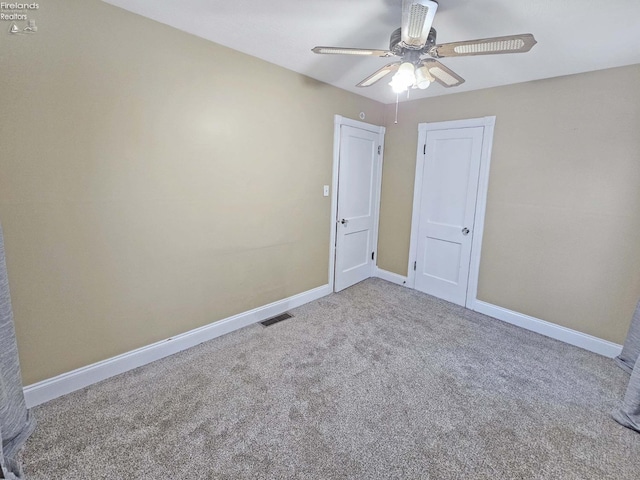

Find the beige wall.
xmin=0 ymin=0 xmax=383 ymax=384
xmin=378 ymin=64 xmax=640 ymax=344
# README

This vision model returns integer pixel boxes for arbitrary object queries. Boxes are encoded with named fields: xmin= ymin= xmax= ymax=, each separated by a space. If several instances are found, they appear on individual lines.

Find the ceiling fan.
xmin=312 ymin=0 xmax=537 ymax=93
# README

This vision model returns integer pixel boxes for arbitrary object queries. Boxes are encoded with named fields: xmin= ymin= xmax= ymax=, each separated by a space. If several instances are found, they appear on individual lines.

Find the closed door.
xmin=334 ymin=125 xmax=381 ymax=292
xmin=414 ymin=126 xmax=484 ymax=306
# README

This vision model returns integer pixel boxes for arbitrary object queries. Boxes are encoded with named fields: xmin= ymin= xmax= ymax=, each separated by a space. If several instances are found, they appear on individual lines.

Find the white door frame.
xmin=407 ymin=116 xmax=495 ymax=309
xmin=328 ymin=115 xmax=386 ymax=292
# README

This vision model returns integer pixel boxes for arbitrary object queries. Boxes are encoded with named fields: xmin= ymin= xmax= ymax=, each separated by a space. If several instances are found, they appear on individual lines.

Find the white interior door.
xmin=334 ymin=125 xmax=381 ymax=292
xmin=414 ymin=126 xmax=484 ymax=306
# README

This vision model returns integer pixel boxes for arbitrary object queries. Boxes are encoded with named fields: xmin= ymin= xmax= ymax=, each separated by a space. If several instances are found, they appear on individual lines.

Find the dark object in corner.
xmin=612 ymin=299 xmax=640 ymax=433
xmin=0 ymin=223 xmax=36 ymax=479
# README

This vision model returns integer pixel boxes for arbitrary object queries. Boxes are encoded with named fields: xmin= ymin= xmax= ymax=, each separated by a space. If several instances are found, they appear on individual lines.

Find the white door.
xmin=414 ymin=126 xmax=484 ymax=306
xmin=334 ymin=125 xmax=381 ymax=292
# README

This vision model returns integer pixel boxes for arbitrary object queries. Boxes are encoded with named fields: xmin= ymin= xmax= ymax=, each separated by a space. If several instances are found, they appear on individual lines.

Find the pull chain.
xmin=394 ymin=93 xmax=399 ymax=124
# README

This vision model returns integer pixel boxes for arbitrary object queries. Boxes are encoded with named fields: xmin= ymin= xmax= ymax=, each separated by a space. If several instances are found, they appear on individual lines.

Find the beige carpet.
xmin=23 ymin=278 xmax=640 ymax=479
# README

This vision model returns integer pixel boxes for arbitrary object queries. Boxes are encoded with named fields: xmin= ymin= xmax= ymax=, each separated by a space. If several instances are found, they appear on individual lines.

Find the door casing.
xmin=407 ymin=116 xmax=496 ymax=309
xmin=329 ymin=115 xmax=385 ymax=293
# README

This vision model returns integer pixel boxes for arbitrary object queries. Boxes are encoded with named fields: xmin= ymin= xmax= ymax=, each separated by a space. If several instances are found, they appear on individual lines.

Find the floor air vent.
xmin=260 ymin=312 xmax=293 ymax=327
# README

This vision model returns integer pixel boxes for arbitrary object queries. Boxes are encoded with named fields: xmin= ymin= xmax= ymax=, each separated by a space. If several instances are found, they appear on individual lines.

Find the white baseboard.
xmin=473 ymin=300 xmax=623 ymax=358
xmin=23 ymin=284 xmax=332 ymax=408
xmin=374 ymin=267 xmax=408 ymax=286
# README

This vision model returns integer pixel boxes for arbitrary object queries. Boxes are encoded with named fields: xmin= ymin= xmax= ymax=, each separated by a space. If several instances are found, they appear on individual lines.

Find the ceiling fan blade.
xmin=356 ymin=62 xmax=402 ymax=87
xmin=312 ymin=46 xmax=394 ymax=57
xmin=401 ymin=0 xmax=438 ymax=49
xmin=422 ymin=59 xmax=465 ymax=88
xmin=432 ymin=33 xmax=537 ymax=57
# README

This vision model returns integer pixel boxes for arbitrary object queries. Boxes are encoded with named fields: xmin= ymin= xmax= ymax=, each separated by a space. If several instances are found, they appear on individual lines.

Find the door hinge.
xmin=377 ymin=145 xmax=382 ymax=155
xmin=372 ymin=251 xmax=375 ymax=261
xmin=414 ymin=261 xmax=417 ymax=271
xmin=423 ymin=144 xmax=426 ymax=155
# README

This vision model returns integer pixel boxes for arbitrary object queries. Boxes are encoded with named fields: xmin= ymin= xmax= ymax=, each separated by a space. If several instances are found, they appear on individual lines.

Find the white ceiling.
xmin=103 ymin=0 xmax=640 ymax=104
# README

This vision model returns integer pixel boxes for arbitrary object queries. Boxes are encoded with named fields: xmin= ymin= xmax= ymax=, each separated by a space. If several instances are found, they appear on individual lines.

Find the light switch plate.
xmin=323 ymin=185 xmax=329 ymax=197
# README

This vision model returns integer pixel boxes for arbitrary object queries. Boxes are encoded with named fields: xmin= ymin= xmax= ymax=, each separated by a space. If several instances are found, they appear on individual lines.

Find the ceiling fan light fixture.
xmin=389 ymin=77 xmax=408 ymax=94
xmin=415 ymin=65 xmax=433 ymax=89
xmin=398 ymin=62 xmax=416 ymax=83
xmin=390 ymin=62 xmax=417 ymax=93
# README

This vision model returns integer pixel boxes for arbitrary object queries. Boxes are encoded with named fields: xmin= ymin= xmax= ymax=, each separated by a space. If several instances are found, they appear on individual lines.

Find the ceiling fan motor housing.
xmin=390 ymin=27 xmax=437 ymax=57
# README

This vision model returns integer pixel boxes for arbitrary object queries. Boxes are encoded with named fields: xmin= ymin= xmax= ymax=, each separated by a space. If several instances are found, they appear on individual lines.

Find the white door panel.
xmin=415 ymin=127 xmax=484 ymax=305
xmin=335 ymin=125 xmax=380 ymax=292
xmin=341 ymin=228 xmax=370 ymax=271
xmin=341 ymin=138 xmax=375 ymax=218
xmin=423 ymin=237 xmax=462 ymax=283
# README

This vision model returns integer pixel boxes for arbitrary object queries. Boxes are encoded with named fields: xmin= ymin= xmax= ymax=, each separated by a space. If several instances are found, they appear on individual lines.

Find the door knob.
xmin=462 ymin=227 xmax=470 ymax=235
xmin=341 ymin=219 xmax=349 ymax=226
